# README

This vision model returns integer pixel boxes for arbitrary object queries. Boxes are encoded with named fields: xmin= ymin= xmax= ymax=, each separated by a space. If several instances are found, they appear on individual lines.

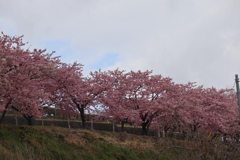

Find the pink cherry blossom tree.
xmin=0 ymin=33 xmax=61 ymax=125
xmin=96 ymin=69 xmax=175 ymax=135
xmin=125 ymin=71 xmax=174 ymax=135
xmin=153 ymin=82 xmax=239 ymax=137
xmin=91 ymin=69 xmax=131 ymax=131
xmin=49 ymin=64 xmax=108 ymax=128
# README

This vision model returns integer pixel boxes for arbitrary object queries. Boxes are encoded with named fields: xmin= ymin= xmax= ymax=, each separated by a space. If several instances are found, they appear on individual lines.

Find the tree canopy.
xmin=0 ymin=33 xmax=239 ymax=135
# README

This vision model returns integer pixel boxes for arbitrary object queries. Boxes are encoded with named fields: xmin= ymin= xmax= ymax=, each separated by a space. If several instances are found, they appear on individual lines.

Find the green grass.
xmin=0 ymin=126 xmax=155 ymax=160
xmin=0 ymin=125 xmax=239 ymax=160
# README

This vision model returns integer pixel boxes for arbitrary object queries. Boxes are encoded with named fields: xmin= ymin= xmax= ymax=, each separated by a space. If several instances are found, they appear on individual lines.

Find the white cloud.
xmin=1 ymin=0 xmax=240 ymax=88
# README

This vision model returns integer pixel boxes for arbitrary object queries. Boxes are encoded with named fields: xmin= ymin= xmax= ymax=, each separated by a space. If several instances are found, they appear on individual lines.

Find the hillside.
xmin=0 ymin=125 xmax=239 ymax=160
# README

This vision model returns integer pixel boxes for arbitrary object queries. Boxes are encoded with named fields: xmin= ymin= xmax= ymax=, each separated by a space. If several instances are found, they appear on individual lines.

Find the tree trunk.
xmin=121 ymin=121 xmax=125 ymax=132
xmin=0 ymin=110 xmax=7 ymax=124
xmin=141 ymin=114 xmax=152 ymax=135
xmin=11 ymin=106 xmax=33 ymax=126
xmin=74 ymin=100 xmax=87 ymax=129
xmin=142 ymin=122 xmax=148 ymax=135
xmin=0 ymin=99 xmax=12 ymax=124
xmin=23 ymin=115 xmax=32 ymax=126
xmin=163 ymin=126 xmax=171 ymax=137
xmin=79 ymin=105 xmax=86 ymax=128
xmin=182 ymin=130 xmax=187 ymax=138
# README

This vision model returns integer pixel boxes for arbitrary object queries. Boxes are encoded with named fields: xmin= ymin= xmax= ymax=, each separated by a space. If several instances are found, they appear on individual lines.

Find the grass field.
xmin=0 ymin=125 xmax=239 ymax=160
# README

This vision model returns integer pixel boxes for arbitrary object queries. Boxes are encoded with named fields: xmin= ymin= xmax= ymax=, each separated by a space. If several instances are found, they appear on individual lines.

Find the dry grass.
xmin=1 ymin=125 xmax=240 ymax=160
xmin=45 ymin=127 xmax=159 ymax=151
xmin=33 ymin=127 xmax=240 ymax=159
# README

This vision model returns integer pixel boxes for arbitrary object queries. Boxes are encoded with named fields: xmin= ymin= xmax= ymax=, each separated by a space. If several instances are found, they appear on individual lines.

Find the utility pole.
xmin=235 ymin=74 xmax=240 ymax=115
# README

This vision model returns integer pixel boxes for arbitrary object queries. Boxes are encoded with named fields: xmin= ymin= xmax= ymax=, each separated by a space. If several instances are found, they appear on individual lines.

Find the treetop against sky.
xmin=0 ymin=33 xmax=239 ymax=134
xmin=1 ymin=0 xmax=240 ymax=89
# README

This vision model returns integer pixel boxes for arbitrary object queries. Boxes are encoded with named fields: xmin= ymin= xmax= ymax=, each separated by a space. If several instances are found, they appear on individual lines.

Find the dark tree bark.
xmin=141 ymin=121 xmax=151 ymax=135
xmin=73 ymin=99 xmax=87 ymax=129
xmin=79 ymin=104 xmax=86 ymax=128
xmin=75 ymin=102 xmax=87 ymax=129
xmin=121 ymin=121 xmax=125 ymax=132
xmin=0 ymin=99 xmax=12 ymax=124
xmin=23 ymin=115 xmax=33 ymax=126
xmin=11 ymin=106 xmax=33 ymax=126
xmin=140 ymin=111 xmax=158 ymax=135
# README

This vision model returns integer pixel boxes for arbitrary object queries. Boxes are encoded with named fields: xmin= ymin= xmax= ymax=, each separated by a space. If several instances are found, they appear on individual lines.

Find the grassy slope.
xmin=0 ymin=125 xmax=239 ymax=160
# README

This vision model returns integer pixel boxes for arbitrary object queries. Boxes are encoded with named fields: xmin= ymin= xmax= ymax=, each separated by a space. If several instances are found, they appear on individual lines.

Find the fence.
xmin=1 ymin=115 xmax=159 ymax=136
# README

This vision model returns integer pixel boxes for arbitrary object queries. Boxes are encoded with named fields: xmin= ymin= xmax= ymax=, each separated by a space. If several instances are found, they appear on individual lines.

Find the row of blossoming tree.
xmin=92 ymin=70 xmax=239 ymax=136
xmin=0 ymin=33 xmax=239 ymax=136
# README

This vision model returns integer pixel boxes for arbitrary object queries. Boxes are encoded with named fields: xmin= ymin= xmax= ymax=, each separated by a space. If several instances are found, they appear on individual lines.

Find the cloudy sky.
xmin=1 ymin=0 xmax=240 ymax=89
